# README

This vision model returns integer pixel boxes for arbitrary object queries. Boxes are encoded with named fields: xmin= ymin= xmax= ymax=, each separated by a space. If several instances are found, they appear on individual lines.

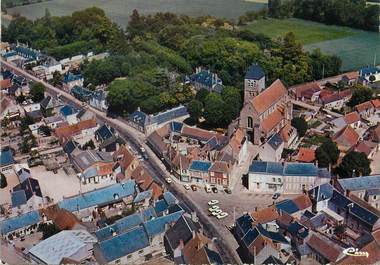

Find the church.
xmin=239 ymin=64 xmax=293 ymax=145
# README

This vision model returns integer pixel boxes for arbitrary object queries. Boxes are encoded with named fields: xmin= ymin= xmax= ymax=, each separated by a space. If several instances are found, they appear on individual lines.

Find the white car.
xmin=208 ymin=200 xmax=219 ymax=206
xmin=216 ymin=212 xmax=229 ymax=219
xmin=211 ymin=209 xmax=223 ymax=216
xmin=208 ymin=206 xmax=220 ymax=212
xmin=165 ymin=178 xmax=173 ymax=184
xmin=184 ymin=184 xmax=191 ymax=190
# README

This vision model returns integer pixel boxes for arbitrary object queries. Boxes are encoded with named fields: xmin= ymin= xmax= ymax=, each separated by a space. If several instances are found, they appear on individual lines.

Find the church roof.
xmin=251 ymin=79 xmax=287 ymax=114
xmin=245 ymin=64 xmax=265 ymax=80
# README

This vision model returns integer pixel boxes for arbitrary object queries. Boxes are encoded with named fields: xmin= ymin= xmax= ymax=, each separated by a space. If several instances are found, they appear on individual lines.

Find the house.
xmin=0 ymin=149 xmax=15 ymax=173
xmin=58 ymin=181 xmax=136 ymax=220
xmin=12 ymin=177 xmax=44 ymax=210
xmin=208 ymin=161 xmax=231 ymax=187
xmin=248 ymin=161 xmax=331 ymax=194
xmin=296 ymin=148 xmax=316 ymax=163
xmin=59 ymin=105 xmax=79 ymax=125
xmin=89 ymin=89 xmax=108 ymax=111
xmin=99 ymin=135 xmax=125 ymax=153
xmin=113 ymin=145 xmax=139 ymax=178
xmin=260 ymin=133 xmax=284 ymax=162
xmin=71 ymin=150 xmax=114 ymax=184
xmin=54 ymin=117 xmax=97 ymax=142
xmin=279 ymin=123 xmax=298 ymax=148
xmin=239 ymin=68 xmax=292 ymax=144
xmin=128 ymin=105 xmax=188 ymax=135
xmin=40 ymin=95 xmax=60 ymax=111
xmin=0 ymin=78 xmax=12 ymax=90
xmin=306 ymin=234 xmax=345 ymax=264
xmin=71 ymin=86 xmax=93 ymax=102
xmin=62 ymin=72 xmax=84 ymax=91
xmin=95 ymin=124 xmax=114 ymax=142
xmin=221 ymin=127 xmax=248 ymax=165
xmin=355 ymin=100 xmax=376 ymax=119
xmin=76 ymin=108 xmax=95 ymax=122
xmin=29 ymin=230 xmax=97 ymax=264
xmin=359 ymin=66 xmax=380 ymax=83
xmin=189 ymin=160 xmax=212 ymax=184
xmin=0 ymin=96 xmax=21 ymax=121
xmin=44 ymin=115 xmax=64 ymax=129
xmin=335 ymin=175 xmax=380 ymax=209
xmin=333 ymin=125 xmax=360 ymax=153
xmin=331 ymin=111 xmax=361 ymax=130
xmin=0 ymin=210 xmax=42 ymax=238
xmin=189 ymin=67 xmax=223 ymax=93
xmin=291 ymin=81 xmax=322 ymax=102
xmin=182 ymin=233 xmax=222 ymax=265
xmin=354 ymin=141 xmax=378 ymax=159
xmin=41 ymin=58 xmax=63 ymax=80
xmin=13 ymin=44 xmax=40 ymax=61
xmin=320 ymin=93 xmax=344 ymax=109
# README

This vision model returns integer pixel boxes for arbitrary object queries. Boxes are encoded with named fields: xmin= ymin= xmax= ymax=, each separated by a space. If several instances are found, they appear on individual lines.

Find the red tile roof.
xmin=355 ymin=141 xmax=377 ymax=156
xmin=251 ymin=79 xmax=287 ymax=114
xmin=338 ymin=89 xmax=352 ymax=99
xmin=251 ymin=206 xmax=279 ymax=225
xmin=296 ymin=148 xmax=316 ymax=163
xmin=54 ymin=118 xmax=97 ymax=140
xmin=356 ymin=100 xmax=374 ymax=113
xmin=279 ymin=122 xmax=295 ymax=143
xmin=261 ymin=109 xmax=284 ymax=134
xmin=292 ymin=194 xmax=312 ymax=210
xmin=113 ymin=145 xmax=137 ymax=171
xmin=209 ymin=161 xmax=230 ymax=174
xmin=307 ymin=235 xmax=342 ymax=262
xmin=343 ymin=111 xmax=360 ymax=125
xmin=321 ymin=93 xmax=342 ymax=104
xmin=333 ymin=125 xmax=360 ymax=151
xmin=338 ymin=239 xmax=380 ymax=265
xmin=149 ymin=182 xmax=164 ymax=200
xmin=371 ymin=99 xmax=380 ymax=109
xmin=292 ymin=81 xmax=321 ymax=98
xmin=182 ymin=126 xmax=216 ymax=141
xmin=0 ymin=79 xmax=12 ymax=89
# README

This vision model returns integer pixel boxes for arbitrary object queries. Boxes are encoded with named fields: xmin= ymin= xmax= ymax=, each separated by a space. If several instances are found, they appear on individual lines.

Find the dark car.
xmin=272 ymin=192 xmax=281 ymax=200
xmin=212 ymin=187 xmax=218 ymax=193
xmin=224 ymin=188 xmax=232 ymax=194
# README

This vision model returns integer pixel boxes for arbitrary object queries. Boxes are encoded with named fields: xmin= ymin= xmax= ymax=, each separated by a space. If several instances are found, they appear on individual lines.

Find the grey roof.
xmin=262 ymin=255 xmax=284 ymax=265
xmin=29 ymin=230 xmax=97 ymax=264
xmin=72 ymin=150 xmax=113 ymax=171
xmin=58 ymin=181 xmax=136 ymax=212
xmin=16 ymin=168 xmax=31 ymax=183
xmin=13 ymin=178 xmax=43 ymax=200
xmin=267 ymin=133 xmax=283 ymax=150
xmin=0 ymin=149 xmax=15 ymax=166
xmin=337 ymin=175 xmax=380 ymax=192
xmin=133 ymin=190 xmax=152 ymax=203
xmin=99 ymin=136 xmax=125 ymax=150
xmin=0 ymin=210 xmax=41 ymax=235
xmin=245 ymin=64 xmax=265 ymax=80
xmin=151 ymin=105 xmax=188 ymax=125
xmin=249 ymin=161 xmax=330 ymax=178
xmin=143 ymin=210 xmax=184 ymax=237
xmin=165 ymin=215 xmax=198 ymax=251
xmin=366 ymin=189 xmax=380 ymax=196
xmin=163 ymin=191 xmax=177 ymax=205
xmin=95 ymin=125 xmax=113 ymax=141
xmin=44 ymin=115 xmax=64 ymax=124
xmin=11 ymin=190 xmax=27 ymax=208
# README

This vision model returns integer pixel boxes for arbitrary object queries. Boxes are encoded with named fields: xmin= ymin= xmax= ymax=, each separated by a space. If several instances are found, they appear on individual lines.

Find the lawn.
xmin=244 ymin=18 xmax=356 ymax=45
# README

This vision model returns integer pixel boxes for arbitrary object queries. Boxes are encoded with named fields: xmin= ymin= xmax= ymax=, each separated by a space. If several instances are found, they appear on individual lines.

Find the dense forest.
xmin=2 ymin=7 xmax=342 ymax=127
xmin=268 ymin=0 xmax=380 ymax=31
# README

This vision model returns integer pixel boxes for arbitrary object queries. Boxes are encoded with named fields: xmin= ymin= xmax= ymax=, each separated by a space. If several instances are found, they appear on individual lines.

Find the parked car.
xmin=224 ymin=188 xmax=232 ymax=194
xmin=216 ymin=212 xmax=229 ymax=219
xmin=165 ymin=177 xmax=172 ymax=184
xmin=208 ymin=205 xmax=220 ymax=212
xmin=212 ymin=187 xmax=218 ymax=193
xmin=191 ymin=184 xmax=198 ymax=191
xmin=184 ymin=184 xmax=191 ymax=190
xmin=205 ymin=184 xmax=212 ymax=193
xmin=272 ymin=192 xmax=281 ymax=200
xmin=208 ymin=200 xmax=219 ymax=206
xmin=211 ymin=209 xmax=223 ymax=216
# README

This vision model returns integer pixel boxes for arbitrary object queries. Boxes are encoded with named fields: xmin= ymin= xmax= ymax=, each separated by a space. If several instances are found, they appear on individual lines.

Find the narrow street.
xmin=1 ymin=59 xmax=242 ymax=264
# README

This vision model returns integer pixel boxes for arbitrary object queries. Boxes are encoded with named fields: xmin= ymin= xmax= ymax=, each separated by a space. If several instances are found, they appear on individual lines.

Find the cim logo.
xmin=343 ymin=247 xmax=369 ymax=258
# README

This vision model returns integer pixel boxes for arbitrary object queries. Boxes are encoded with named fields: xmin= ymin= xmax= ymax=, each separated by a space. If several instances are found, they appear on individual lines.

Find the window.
xmin=248 ymin=117 xmax=253 ymax=128
xmin=278 ymin=178 xmax=281 ymax=182
xmin=272 ymin=178 xmax=276 ymax=182
xmin=138 ymin=249 xmax=144 ymax=254
xmin=210 ymin=171 xmax=214 ymax=177
xmin=248 ymin=79 xmax=256 ymax=88
xmin=374 ymin=195 xmax=377 ymax=200
xmin=256 ymin=183 xmax=260 ymax=189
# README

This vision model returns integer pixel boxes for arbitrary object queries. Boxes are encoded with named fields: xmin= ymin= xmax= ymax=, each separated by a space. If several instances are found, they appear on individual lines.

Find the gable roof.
xmin=189 ymin=160 xmax=212 ymax=172
xmin=337 ymin=175 xmax=380 ymax=192
xmin=296 ymin=147 xmax=316 ymax=163
xmin=251 ymin=79 xmax=287 ymax=114
xmin=307 ymin=234 xmax=342 ymax=262
xmin=251 ymin=206 xmax=279 ymax=225
xmin=55 ymin=118 xmax=97 ymax=140
xmin=13 ymin=177 xmax=43 ymax=200
xmin=60 ymin=105 xmax=78 ymax=117
xmin=333 ymin=125 xmax=360 ymax=150
xmin=165 ymin=215 xmax=199 ymax=251
xmin=0 ymin=210 xmax=41 ymax=235
xmin=0 ymin=149 xmax=15 ymax=167
xmin=11 ymin=190 xmax=27 ymax=208
xmin=343 ymin=111 xmax=360 ymax=124
xmin=95 ymin=124 xmax=113 ymax=141
xmin=356 ymin=100 xmax=374 ymax=113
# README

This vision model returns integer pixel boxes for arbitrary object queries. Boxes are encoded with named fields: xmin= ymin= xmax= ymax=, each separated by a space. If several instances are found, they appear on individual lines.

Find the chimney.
xmin=179 ymin=239 xmax=185 ymax=250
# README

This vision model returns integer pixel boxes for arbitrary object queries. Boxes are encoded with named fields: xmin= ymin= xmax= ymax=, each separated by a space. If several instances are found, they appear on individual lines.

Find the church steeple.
xmin=244 ymin=64 xmax=265 ymax=103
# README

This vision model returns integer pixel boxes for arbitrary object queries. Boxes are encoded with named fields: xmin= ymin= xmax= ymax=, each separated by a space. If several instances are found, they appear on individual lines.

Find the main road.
xmin=1 ymin=59 xmax=242 ymax=264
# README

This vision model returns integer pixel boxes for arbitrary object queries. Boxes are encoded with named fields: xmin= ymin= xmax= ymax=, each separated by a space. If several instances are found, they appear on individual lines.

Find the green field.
xmin=244 ymin=18 xmax=356 ymax=45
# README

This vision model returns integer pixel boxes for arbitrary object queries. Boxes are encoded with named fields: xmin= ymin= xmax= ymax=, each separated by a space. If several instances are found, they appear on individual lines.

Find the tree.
xmin=203 ymin=93 xmax=225 ymax=127
xmin=1 ymin=117 xmax=9 ymax=128
xmin=195 ymin=89 xmax=210 ymax=105
xmin=30 ymin=82 xmax=45 ymax=102
xmin=16 ymin=93 xmax=26 ymax=104
xmin=38 ymin=223 xmax=61 ymax=239
xmin=334 ymin=224 xmax=346 ymax=239
xmin=315 ymin=138 xmax=340 ymax=168
xmin=83 ymin=139 xmax=96 ymax=150
xmin=337 ymin=151 xmax=371 ymax=178
xmin=221 ymin=86 xmax=242 ymax=125
xmin=348 ymin=86 xmax=373 ymax=107
xmin=0 ymin=173 xmax=7 ymax=189
xmin=187 ymin=99 xmax=203 ymax=123
xmin=51 ymin=71 xmax=63 ymax=86
xmin=38 ymin=125 xmax=51 ymax=136
xmin=291 ymin=117 xmax=308 ymax=137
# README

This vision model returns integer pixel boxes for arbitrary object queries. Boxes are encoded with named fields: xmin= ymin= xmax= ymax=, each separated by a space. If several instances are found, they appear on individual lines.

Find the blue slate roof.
xmin=236 ymin=214 xmax=253 ymax=235
xmin=63 ymin=140 xmax=78 ymax=155
xmin=2 ymin=70 xmax=13 ymax=80
xmin=329 ymin=190 xmax=351 ymax=209
xmin=309 ymin=183 xmax=334 ymax=202
xmin=242 ymin=224 xmax=288 ymax=247
xmin=97 ymin=226 xmax=150 ymax=263
xmin=360 ymin=66 xmax=380 ymax=77
xmin=11 ymin=190 xmax=27 ymax=208
xmin=170 ymin=121 xmax=183 ymax=133
xmin=350 ymin=203 xmax=379 ymax=227
xmin=338 ymin=175 xmax=380 ymax=192
xmin=152 ymin=105 xmax=188 ymax=125
xmin=14 ymin=45 xmax=39 ymax=59
xmin=133 ymin=190 xmax=152 ymax=203
xmin=267 ymin=133 xmax=283 ymax=150
xmin=3 ymin=51 xmax=17 ymax=58
xmin=242 ymin=227 xmax=259 ymax=247
xmin=154 ymin=199 xmax=168 ymax=215
xmin=303 ymin=210 xmax=315 ymax=219
xmin=96 ymin=125 xmax=113 ymax=141
xmin=71 ymin=86 xmax=93 ymax=101
xmin=288 ymin=221 xmax=309 ymax=238
xmin=60 ymin=105 xmax=77 ymax=117
xmin=245 ymin=64 xmax=265 ymax=80
xmin=63 ymin=72 xmax=82 ymax=83
xmin=249 ymin=161 xmax=324 ymax=177
xmin=204 ymin=136 xmax=219 ymax=150
xmin=205 ymin=247 xmax=223 ymax=265
xmin=58 ymin=181 xmax=136 ymax=212
xmin=163 ymin=191 xmax=177 ymax=206
xmin=0 ymin=149 xmax=15 ymax=166
xmin=275 ymin=199 xmax=300 ymax=215
xmin=143 ymin=210 xmax=184 ymax=237
xmin=190 ymin=70 xmax=222 ymax=89
xmin=129 ymin=110 xmax=148 ymax=128
xmin=142 ymin=207 xmax=157 ymax=220
xmin=189 ymin=160 xmax=212 ymax=172
xmin=0 ymin=210 xmax=40 ymax=235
